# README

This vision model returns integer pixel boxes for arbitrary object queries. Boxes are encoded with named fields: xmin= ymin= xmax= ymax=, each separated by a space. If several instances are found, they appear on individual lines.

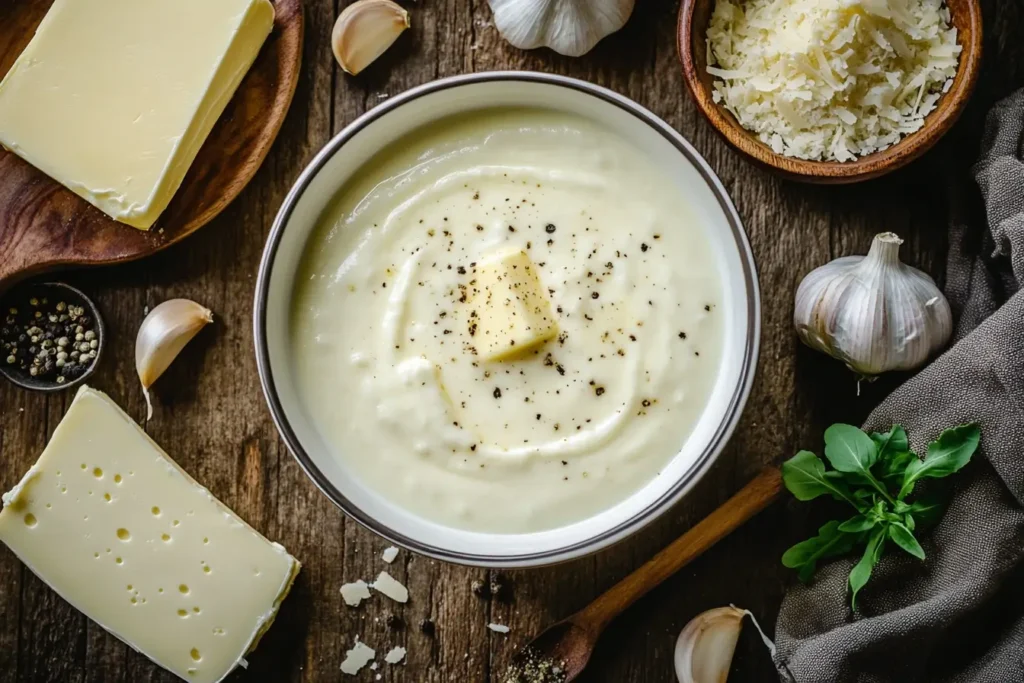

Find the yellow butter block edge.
xmin=0 ymin=385 xmax=300 ymax=682
xmin=0 ymin=0 xmax=275 ymax=230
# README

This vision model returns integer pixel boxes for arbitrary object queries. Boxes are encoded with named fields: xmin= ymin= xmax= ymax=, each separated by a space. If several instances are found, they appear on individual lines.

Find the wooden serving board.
xmin=0 ymin=0 xmax=303 ymax=290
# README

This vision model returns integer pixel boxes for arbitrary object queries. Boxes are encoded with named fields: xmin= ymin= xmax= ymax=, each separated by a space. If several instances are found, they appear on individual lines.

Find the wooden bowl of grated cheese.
xmin=678 ymin=0 xmax=982 ymax=183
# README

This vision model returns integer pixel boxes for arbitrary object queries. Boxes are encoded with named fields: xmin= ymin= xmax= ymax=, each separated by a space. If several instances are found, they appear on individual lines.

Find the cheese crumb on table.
xmin=381 ymin=546 xmax=399 ymax=563
xmin=488 ymin=623 xmax=511 ymax=634
xmin=468 ymin=249 xmax=558 ymax=361
xmin=371 ymin=571 xmax=409 ymax=603
xmin=384 ymin=646 xmax=407 ymax=664
xmin=706 ymin=0 xmax=961 ymax=161
xmin=340 ymin=579 xmax=372 ymax=607
xmin=340 ymin=640 xmax=376 ymax=675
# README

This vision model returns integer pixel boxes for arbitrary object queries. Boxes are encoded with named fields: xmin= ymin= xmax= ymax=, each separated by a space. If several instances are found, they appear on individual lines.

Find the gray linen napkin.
xmin=774 ymin=89 xmax=1024 ymax=683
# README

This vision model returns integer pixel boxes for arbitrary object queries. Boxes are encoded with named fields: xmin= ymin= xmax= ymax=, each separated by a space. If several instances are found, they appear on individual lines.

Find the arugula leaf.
xmin=908 ymin=492 xmax=947 ymax=529
xmin=849 ymin=526 xmax=887 ymax=610
xmin=824 ymin=424 xmax=879 ymax=473
xmin=782 ymin=521 xmax=861 ymax=583
xmin=782 ymin=422 xmax=979 ymax=610
xmin=838 ymin=514 xmax=877 ymax=533
xmin=878 ymin=450 xmax=916 ymax=489
xmin=782 ymin=451 xmax=857 ymax=506
xmin=825 ymin=424 xmax=896 ymax=504
xmin=871 ymin=426 xmax=909 ymax=461
xmin=888 ymin=521 xmax=925 ymax=559
xmin=899 ymin=424 xmax=981 ymax=499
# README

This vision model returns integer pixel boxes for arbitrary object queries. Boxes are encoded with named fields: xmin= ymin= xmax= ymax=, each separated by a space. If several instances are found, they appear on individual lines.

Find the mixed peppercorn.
xmin=1 ymin=292 xmax=99 ymax=385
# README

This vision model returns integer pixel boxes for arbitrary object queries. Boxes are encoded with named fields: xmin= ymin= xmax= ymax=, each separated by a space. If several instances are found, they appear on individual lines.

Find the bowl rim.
xmin=253 ymin=71 xmax=761 ymax=567
xmin=677 ymin=0 xmax=984 ymax=183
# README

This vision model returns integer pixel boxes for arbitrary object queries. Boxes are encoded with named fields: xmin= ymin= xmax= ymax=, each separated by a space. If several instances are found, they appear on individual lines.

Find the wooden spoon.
xmin=507 ymin=468 xmax=783 ymax=682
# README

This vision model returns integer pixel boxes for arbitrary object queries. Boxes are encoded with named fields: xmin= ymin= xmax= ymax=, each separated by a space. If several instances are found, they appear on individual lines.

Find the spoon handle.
xmin=578 ymin=468 xmax=783 ymax=632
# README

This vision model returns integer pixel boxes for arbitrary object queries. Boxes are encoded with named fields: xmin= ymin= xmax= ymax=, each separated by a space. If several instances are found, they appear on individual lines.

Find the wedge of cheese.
xmin=0 ymin=386 xmax=299 ymax=683
xmin=469 ymin=249 xmax=559 ymax=361
xmin=0 ymin=0 xmax=275 ymax=229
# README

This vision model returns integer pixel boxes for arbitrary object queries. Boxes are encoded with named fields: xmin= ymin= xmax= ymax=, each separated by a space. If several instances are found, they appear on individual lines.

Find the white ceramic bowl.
xmin=254 ymin=72 xmax=760 ymax=567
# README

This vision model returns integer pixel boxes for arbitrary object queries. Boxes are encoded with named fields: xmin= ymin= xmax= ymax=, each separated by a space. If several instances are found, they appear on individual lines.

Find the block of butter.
xmin=469 ymin=249 xmax=559 ymax=361
xmin=0 ymin=387 xmax=299 ymax=683
xmin=0 ymin=0 xmax=275 ymax=230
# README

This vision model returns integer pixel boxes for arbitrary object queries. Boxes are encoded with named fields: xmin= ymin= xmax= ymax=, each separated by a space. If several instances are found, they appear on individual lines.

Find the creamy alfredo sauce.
xmin=291 ymin=109 xmax=724 ymax=533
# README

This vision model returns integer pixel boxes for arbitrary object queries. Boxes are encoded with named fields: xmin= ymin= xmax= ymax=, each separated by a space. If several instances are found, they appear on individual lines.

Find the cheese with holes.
xmin=0 ymin=386 xmax=299 ymax=683
xmin=468 ymin=249 xmax=559 ymax=361
xmin=0 ymin=0 xmax=275 ymax=229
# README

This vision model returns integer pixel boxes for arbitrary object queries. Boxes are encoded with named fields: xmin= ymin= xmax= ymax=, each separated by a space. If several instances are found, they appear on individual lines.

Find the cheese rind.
xmin=0 ymin=0 xmax=275 ymax=229
xmin=469 ymin=249 xmax=559 ymax=361
xmin=0 ymin=386 xmax=299 ymax=683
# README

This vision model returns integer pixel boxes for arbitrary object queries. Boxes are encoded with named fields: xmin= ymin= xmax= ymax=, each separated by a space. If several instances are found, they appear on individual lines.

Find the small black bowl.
xmin=0 ymin=282 xmax=105 ymax=392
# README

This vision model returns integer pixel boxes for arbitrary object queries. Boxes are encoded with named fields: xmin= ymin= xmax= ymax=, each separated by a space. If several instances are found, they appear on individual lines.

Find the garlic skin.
xmin=332 ymin=0 xmax=410 ymax=76
xmin=675 ymin=606 xmax=746 ymax=683
xmin=794 ymin=233 xmax=952 ymax=377
xmin=488 ymin=0 xmax=635 ymax=57
xmin=136 ymin=299 xmax=213 ymax=419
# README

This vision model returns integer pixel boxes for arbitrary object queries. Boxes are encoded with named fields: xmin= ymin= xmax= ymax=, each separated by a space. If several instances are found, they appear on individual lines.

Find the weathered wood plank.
xmin=1 ymin=1 xmax=1023 ymax=682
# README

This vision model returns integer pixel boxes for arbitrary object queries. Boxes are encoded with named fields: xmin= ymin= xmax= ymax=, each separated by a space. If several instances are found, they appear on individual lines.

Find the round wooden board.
xmin=0 ymin=0 xmax=303 ymax=290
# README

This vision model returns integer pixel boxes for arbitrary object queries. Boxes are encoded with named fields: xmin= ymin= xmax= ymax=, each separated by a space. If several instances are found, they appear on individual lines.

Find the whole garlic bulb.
xmin=794 ymin=232 xmax=952 ymax=376
xmin=488 ymin=0 xmax=635 ymax=57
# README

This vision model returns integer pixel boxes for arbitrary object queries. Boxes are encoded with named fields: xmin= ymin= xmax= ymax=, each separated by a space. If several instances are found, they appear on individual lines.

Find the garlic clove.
xmin=488 ymin=0 xmax=635 ymax=57
xmin=135 ymin=299 xmax=213 ymax=420
xmin=674 ymin=606 xmax=747 ymax=683
xmin=332 ymin=0 xmax=410 ymax=76
xmin=794 ymin=232 xmax=952 ymax=377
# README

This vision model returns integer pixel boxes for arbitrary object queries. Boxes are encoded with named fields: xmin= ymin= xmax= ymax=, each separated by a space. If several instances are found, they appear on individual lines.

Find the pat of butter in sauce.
xmin=291 ymin=109 xmax=724 ymax=533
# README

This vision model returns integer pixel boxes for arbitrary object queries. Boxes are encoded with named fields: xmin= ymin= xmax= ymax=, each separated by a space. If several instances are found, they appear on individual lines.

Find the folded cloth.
xmin=774 ymin=89 xmax=1024 ymax=683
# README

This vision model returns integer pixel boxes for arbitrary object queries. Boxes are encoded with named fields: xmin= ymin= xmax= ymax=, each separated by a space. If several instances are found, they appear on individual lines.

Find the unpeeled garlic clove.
xmin=488 ymin=0 xmax=635 ymax=57
xmin=674 ymin=606 xmax=746 ymax=683
xmin=136 ymin=299 xmax=213 ymax=420
xmin=794 ymin=232 xmax=953 ymax=377
xmin=332 ymin=0 xmax=410 ymax=76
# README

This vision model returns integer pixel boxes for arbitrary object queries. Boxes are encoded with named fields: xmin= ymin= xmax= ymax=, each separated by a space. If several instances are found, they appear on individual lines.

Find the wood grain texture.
xmin=0 ymin=1 xmax=1021 ymax=682
xmin=678 ymin=0 xmax=984 ymax=183
xmin=512 ymin=469 xmax=784 ymax=682
xmin=0 ymin=0 xmax=303 ymax=290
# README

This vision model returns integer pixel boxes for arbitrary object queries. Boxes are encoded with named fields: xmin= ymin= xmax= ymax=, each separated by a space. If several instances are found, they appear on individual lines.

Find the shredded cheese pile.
xmin=707 ymin=0 xmax=961 ymax=161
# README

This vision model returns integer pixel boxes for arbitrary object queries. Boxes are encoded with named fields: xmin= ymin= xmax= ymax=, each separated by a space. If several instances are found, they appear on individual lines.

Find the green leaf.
xmin=824 ymin=424 xmax=880 ymax=474
xmin=849 ymin=527 xmax=887 ymax=610
xmin=782 ymin=451 xmax=857 ymax=505
xmin=838 ymin=514 xmax=877 ymax=533
xmin=893 ymin=500 xmax=911 ymax=515
xmin=904 ymin=514 xmax=915 ymax=531
xmin=871 ymin=425 xmax=909 ymax=461
xmin=888 ymin=521 xmax=925 ymax=560
xmin=878 ymin=450 xmax=916 ymax=488
xmin=782 ymin=521 xmax=861 ymax=583
xmin=899 ymin=424 xmax=981 ymax=499
xmin=908 ymin=492 xmax=947 ymax=529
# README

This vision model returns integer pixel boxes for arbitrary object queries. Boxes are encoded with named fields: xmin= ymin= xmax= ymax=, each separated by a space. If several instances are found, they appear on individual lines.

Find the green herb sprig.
xmin=781 ymin=423 xmax=981 ymax=609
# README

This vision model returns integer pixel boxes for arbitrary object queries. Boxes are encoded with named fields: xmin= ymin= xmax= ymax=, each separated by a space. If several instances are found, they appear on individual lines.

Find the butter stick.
xmin=0 ymin=0 xmax=275 ymax=229
xmin=0 ymin=386 xmax=299 ymax=683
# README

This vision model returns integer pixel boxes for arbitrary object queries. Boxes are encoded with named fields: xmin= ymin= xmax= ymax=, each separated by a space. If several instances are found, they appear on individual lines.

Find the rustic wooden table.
xmin=1 ymin=2 xmax=1021 ymax=681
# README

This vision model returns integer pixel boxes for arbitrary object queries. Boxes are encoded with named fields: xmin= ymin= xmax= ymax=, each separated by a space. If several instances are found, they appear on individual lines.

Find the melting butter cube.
xmin=0 ymin=386 xmax=299 ymax=683
xmin=469 ymin=249 xmax=558 ymax=361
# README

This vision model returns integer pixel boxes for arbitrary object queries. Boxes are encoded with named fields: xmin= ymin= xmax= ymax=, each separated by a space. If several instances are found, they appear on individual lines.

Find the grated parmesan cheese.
xmin=340 ymin=579 xmax=372 ymax=607
xmin=341 ymin=640 xmax=376 ymax=675
xmin=371 ymin=571 xmax=409 ymax=603
xmin=706 ymin=0 xmax=961 ymax=161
